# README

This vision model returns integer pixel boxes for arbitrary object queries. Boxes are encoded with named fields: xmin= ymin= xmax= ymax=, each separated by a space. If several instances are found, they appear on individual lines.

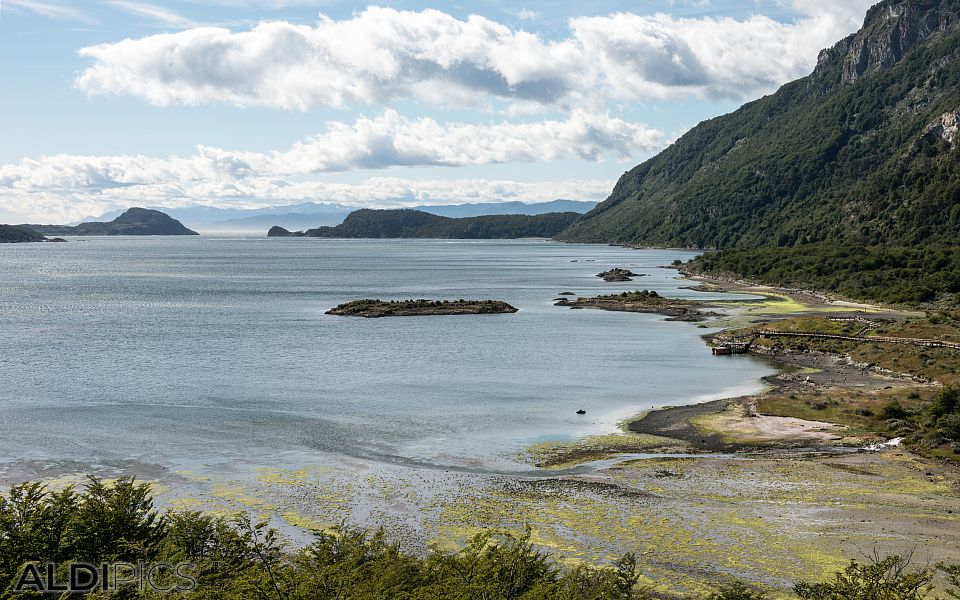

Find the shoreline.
xmin=2 ymin=241 xmax=957 ymax=594
xmin=530 ymin=268 xmax=954 ymax=466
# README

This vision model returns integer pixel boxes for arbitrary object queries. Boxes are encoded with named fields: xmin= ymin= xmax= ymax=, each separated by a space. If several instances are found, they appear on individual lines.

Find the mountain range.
xmin=82 ymin=200 xmax=597 ymax=235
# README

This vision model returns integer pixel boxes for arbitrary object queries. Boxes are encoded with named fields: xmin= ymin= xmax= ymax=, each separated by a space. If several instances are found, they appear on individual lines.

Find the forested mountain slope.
xmin=559 ymin=0 xmax=960 ymax=250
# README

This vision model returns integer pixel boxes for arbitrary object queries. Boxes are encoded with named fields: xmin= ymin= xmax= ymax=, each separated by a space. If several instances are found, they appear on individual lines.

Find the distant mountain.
xmin=268 ymin=209 xmax=581 ymax=239
xmin=77 ymin=202 xmax=354 ymax=234
xmin=416 ymin=200 xmax=597 ymax=218
xmin=81 ymin=200 xmax=597 ymax=234
xmin=198 ymin=211 xmax=352 ymax=234
xmin=26 ymin=208 xmax=198 ymax=236
xmin=559 ymin=0 xmax=960 ymax=249
xmin=0 ymin=225 xmax=48 ymax=243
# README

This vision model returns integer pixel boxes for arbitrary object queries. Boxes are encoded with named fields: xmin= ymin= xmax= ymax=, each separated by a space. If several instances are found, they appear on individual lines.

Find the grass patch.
xmin=757 ymin=387 xmax=933 ymax=438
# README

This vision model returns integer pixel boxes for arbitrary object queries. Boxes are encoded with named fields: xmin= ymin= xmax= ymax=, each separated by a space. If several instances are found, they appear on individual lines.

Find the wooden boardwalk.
xmin=752 ymin=329 xmax=960 ymax=350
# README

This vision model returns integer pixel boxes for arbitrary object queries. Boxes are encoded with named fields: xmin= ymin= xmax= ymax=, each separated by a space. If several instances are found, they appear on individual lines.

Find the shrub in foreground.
xmin=0 ymin=478 xmax=957 ymax=599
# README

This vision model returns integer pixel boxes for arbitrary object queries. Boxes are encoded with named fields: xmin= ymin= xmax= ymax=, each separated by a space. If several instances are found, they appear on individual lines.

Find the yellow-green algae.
xmin=523 ymin=431 xmax=688 ymax=469
xmin=421 ymin=450 xmax=959 ymax=597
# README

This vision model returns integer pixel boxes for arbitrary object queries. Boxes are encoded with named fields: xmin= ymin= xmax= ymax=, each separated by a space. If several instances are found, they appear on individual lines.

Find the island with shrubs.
xmin=0 ymin=224 xmax=66 ymax=243
xmin=596 ymin=268 xmax=643 ymax=282
xmin=326 ymin=299 xmax=519 ymax=318
xmin=554 ymin=290 xmax=716 ymax=321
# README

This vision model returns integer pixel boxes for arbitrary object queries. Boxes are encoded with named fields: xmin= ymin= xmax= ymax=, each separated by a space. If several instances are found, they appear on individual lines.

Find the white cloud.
xmin=74 ymin=3 xmax=873 ymax=110
xmin=107 ymin=1 xmax=196 ymax=28
xmin=0 ymin=109 xmax=659 ymax=222
xmin=267 ymin=109 xmax=663 ymax=172
xmin=75 ymin=8 xmax=582 ymax=110
xmin=2 ymin=0 xmax=96 ymax=23
xmin=570 ymin=3 xmax=873 ymax=101
xmin=0 ymin=174 xmax=616 ymax=224
xmin=0 ymin=108 xmax=661 ymax=184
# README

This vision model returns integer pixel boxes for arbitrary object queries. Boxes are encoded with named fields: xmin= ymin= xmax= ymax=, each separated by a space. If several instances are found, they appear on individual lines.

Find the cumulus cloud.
xmin=75 ymin=3 xmax=873 ymax=110
xmin=1 ymin=109 xmax=661 ymax=186
xmin=0 ymin=174 xmax=616 ymax=224
xmin=0 ymin=109 xmax=659 ymax=222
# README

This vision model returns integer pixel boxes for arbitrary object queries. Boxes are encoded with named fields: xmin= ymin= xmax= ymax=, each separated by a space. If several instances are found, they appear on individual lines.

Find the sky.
xmin=0 ymin=0 xmax=876 ymax=223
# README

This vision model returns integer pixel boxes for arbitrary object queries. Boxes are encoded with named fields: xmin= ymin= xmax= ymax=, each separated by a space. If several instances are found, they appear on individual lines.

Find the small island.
xmin=268 ymin=208 xmax=579 ymax=239
xmin=0 ymin=224 xmax=48 ymax=243
xmin=23 ymin=207 xmax=198 ymax=236
xmin=596 ymin=268 xmax=643 ymax=282
xmin=326 ymin=299 xmax=519 ymax=318
xmin=555 ymin=290 xmax=717 ymax=321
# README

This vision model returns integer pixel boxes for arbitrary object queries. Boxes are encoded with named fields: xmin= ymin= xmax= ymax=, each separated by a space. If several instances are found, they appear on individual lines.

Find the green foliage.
xmin=600 ymin=290 xmax=663 ymax=301
xmin=879 ymin=400 xmax=908 ymax=421
xmin=794 ymin=555 xmax=934 ymax=600
xmin=939 ymin=563 xmax=960 ymax=599
xmin=1 ymin=480 xmax=957 ymax=598
xmin=929 ymin=387 xmax=960 ymax=421
xmin=72 ymin=476 xmax=166 ymax=563
xmin=688 ymin=245 xmax=960 ymax=305
xmin=0 ymin=482 xmax=76 ymax=583
xmin=707 ymin=580 xmax=769 ymax=600
xmin=0 ymin=483 xmax=644 ymax=599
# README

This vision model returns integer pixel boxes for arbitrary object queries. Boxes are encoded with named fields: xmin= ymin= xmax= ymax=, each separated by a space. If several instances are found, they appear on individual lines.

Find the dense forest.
xmin=688 ymin=245 xmax=960 ymax=305
xmin=270 ymin=209 xmax=580 ymax=239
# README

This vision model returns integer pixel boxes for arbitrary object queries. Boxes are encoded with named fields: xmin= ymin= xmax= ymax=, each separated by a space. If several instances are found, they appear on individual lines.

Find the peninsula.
xmin=24 ymin=208 xmax=198 ymax=236
xmin=0 ymin=224 xmax=50 ymax=243
xmin=554 ymin=290 xmax=716 ymax=321
xmin=326 ymin=299 xmax=518 ymax=318
xmin=268 ymin=209 xmax=578 ymax=239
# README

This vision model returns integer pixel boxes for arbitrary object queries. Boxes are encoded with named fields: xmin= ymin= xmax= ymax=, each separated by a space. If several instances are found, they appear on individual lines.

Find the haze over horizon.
xmin=1 ymin=0 xmax=874 ymax=223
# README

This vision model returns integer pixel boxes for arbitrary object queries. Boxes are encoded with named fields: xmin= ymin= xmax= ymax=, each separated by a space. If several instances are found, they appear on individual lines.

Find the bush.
xmin=879 ymin=400 xmax=908 ymax=420
xmin=1 ymin=480 xmax=958 ymax=599
xmin=929 ymin=387 xmax=960 ymax=421
xmin=708 ymin=580 xmax=769 ymax=599
xmin=794 ymin=555 xmax=934 ymax=600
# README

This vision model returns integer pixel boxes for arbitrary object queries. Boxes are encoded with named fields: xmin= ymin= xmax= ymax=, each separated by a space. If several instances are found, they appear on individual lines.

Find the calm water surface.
xmin=0 ymin=238 xmax=774 ymax=478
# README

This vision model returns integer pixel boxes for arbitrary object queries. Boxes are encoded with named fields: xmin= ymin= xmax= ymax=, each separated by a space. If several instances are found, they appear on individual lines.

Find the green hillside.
xmin=270 ymin=209 xmax=580 ymax=239
xmin=0 ymin=225 xmax=46 ymax=243
xmin=561 ymin=0 xmax=959 ymax=250
xmin=25 ymin=208 xmax=198 ymax=236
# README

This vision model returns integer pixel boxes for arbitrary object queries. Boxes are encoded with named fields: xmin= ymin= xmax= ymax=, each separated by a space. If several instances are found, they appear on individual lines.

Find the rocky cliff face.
xmin=815 ymin=0 xmax=959 ymax=85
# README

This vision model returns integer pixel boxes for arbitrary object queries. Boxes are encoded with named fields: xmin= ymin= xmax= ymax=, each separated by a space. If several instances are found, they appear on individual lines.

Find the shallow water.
xmin=0 ymin=238 xmax=774 ymax=479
